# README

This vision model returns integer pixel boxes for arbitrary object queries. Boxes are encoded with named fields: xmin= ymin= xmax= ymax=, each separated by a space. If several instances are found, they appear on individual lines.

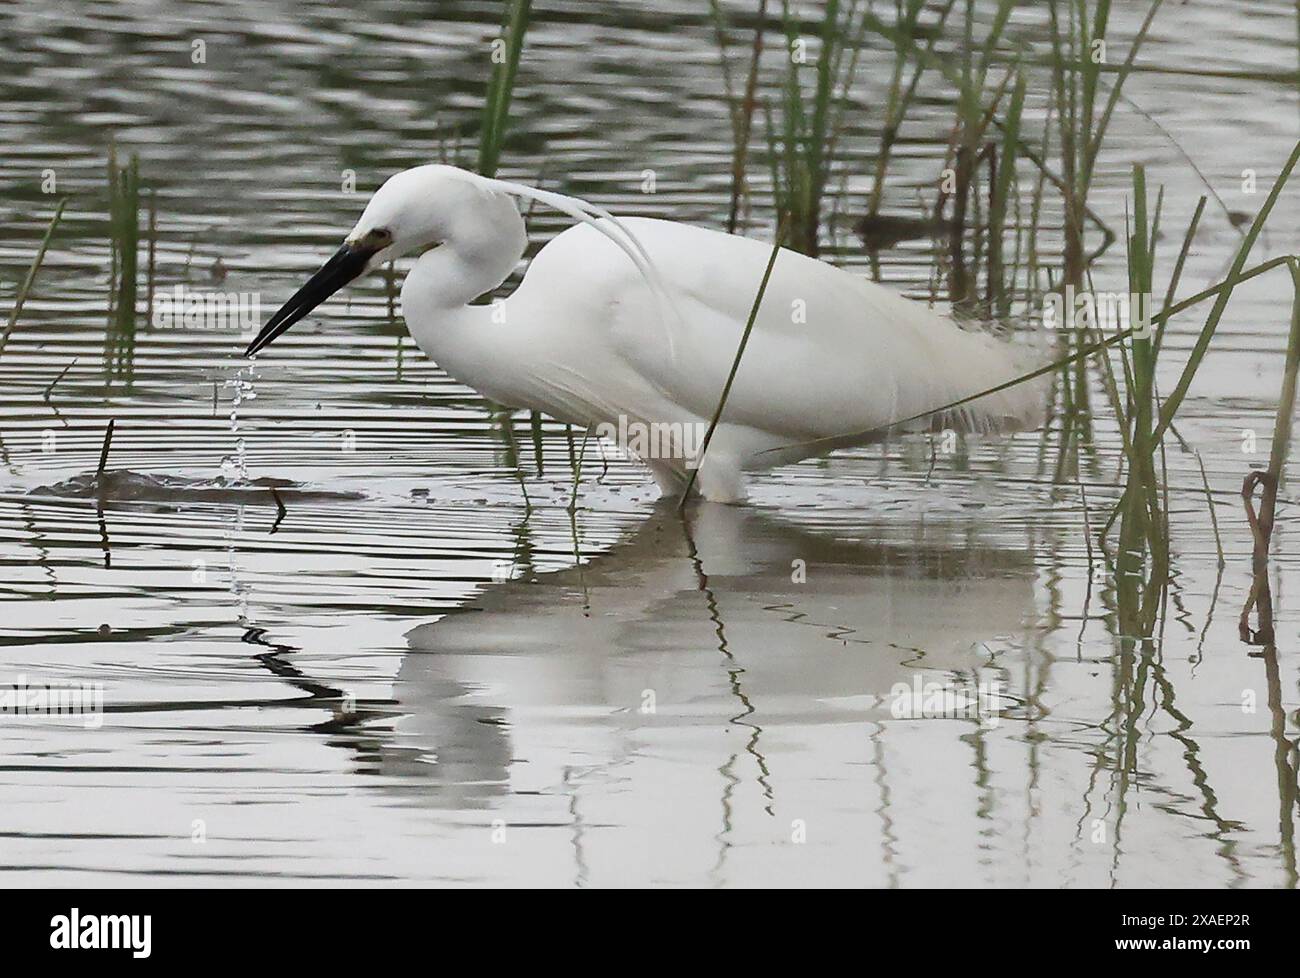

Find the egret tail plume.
xmin=763 ymin=338 xmax=1048 ymax=459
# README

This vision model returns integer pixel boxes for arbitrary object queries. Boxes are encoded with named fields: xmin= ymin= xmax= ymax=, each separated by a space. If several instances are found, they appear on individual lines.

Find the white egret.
xmin=246 ymin=164 xmax=1044 ymax=502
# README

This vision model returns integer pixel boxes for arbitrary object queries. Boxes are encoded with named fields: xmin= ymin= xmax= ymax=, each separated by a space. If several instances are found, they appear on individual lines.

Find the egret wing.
xmin=598 ymin=218 xmax=1043 ymax=443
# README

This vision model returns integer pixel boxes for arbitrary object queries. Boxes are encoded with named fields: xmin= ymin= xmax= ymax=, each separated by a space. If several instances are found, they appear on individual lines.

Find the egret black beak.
xmin=244 ymin=241 xmax=376 ymax=357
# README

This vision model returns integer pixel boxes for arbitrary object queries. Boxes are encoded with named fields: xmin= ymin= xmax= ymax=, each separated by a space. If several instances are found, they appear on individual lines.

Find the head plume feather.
xmin=475 ymin=174 xmax=682 ymax=358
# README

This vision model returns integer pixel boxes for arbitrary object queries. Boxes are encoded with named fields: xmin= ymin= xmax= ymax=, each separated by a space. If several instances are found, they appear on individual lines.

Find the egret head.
xmin=245 ymin=165 xmax=519 ymax=357
xmin=246 ymin=164 xmax=668 ymax=358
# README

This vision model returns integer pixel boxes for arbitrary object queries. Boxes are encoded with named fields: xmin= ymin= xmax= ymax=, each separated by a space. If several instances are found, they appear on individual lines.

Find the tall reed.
xmin=1047 ymin=0 xmax=1163 ymax=288
xmin=1113 ymin=164 xmax=1166 ymax=637
xmin=475 ymin=0 xmax=539 ymax=491
xmin=1239 ymin=258 xmax=1300 ymax=646
xmin=478 ymin=0 xmax=532 ymax=179
xmin=1039 ymin=0 xmax=1163 ymax=478
xmin=864 ymin=0 xmax=957 ymax=224
xmin=767 ymin=0 xmax=872 ymax=256
xmin=0 ymin=197 xmax=67 ymax=358
xmin=709 ymin=0 xmax=770 ymax=233
xmin=1088 ymin=142 xmax=1300 ymax=636
xmin=105 ymin=146 xmax=142 ymax=383
xmin=682 ymin=220 xmax=788 ymax=504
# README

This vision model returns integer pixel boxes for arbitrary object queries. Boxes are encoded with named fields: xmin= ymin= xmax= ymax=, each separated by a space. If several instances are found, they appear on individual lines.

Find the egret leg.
xmin=691 ymin=454 xmax=748 ymax=505
xmin=647 ymin=460 xmax=689 ymax=498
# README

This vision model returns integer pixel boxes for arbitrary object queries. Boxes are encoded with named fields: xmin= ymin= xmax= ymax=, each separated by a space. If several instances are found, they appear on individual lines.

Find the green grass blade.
xmin=1154 ymin=139 xmax=1300 ymax=440
xmin=682 ymin=222 xmax=787 ymax=503
xmin=478 ymin=0 xmax=532 ymax=178
xmin=0 ymin=197 xmax=67 ymax=357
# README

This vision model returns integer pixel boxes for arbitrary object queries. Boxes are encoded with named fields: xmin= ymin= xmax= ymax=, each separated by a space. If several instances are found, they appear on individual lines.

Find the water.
xmin=1 ymin=0 xmax=1298 ymax=886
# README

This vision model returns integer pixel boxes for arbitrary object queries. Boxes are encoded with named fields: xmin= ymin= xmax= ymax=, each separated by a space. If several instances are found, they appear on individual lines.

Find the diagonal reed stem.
xmin=1155 ymin=139 xmax=1300 ymax=441
xmin=763 ymin=252 xmax=1298 ymax=460
xmin=681 ymin=220 xmax=787 ymax=505
xmin=0 ymin=197 xmax=68 ymax=358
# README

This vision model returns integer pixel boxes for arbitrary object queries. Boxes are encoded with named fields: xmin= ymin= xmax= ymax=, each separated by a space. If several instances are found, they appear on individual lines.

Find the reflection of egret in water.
xmin=383 ymin=501 xmax=1035 ymax=884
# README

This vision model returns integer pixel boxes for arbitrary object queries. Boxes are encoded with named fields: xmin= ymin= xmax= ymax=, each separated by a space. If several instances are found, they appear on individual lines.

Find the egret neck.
xmin=399 ymin=190 xmax=531 ymax=407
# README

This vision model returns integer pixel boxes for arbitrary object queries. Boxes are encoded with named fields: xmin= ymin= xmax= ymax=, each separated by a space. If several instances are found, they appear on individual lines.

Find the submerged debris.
xmin=26 ymin=470 xmax=364 ymax=505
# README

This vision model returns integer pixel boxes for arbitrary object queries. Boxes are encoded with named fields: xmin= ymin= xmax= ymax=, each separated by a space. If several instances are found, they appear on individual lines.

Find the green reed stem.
xmin=770 ymin=0 xmax=872 ymax=256
xmin=478 ymin=0 xmax=532 ymax=178
xmin=0 ymin=197 xmax=67 ymax=358
xmin=709 ymin=0 xmax=770 ymax=233
xmin=1153 ymin=195 xmax=1205 ymax=359
xmin=867 ymin=0 xmax=956 ymax=220
xmin=988 ymin=70 xmax=1025 ymax=314
xmin=1266 ymin=258 xmax=1300 ymax=493
xmin=106 ymin=148 xmax=142 ymax=382
xmin=1193 ymin=450 xmax=1224 ymax=568
xmin=1155 ymin=139 xmax=1300 ymax=441
xmin=681 ymin=220 xmax=787 ymax=505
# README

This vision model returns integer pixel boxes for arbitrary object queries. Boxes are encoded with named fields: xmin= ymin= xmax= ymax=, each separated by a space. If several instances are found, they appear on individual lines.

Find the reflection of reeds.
xmin=0 ymin=197 xmax=67 ymax=358
xmin=105 ymin=146 xmax=143 ymax=383
xmin=1238 ymin=258 xmax=1300 ymax=882
xmin=697 ymin=2 xmax=1294 ymax=848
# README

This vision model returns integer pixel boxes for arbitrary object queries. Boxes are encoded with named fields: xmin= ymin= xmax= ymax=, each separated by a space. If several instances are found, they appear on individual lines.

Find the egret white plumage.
xmin=246 ymin=164 xmax=1044 ymax=502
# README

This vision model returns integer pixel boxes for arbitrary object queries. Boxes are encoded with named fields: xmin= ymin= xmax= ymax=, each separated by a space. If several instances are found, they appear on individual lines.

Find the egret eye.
xmin=369 ymin=227 xmax=393 ymax=244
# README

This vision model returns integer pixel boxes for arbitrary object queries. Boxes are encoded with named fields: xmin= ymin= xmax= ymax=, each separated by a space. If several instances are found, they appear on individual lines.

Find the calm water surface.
xmin=1 ymin=0 xmax=1299 ymax=886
